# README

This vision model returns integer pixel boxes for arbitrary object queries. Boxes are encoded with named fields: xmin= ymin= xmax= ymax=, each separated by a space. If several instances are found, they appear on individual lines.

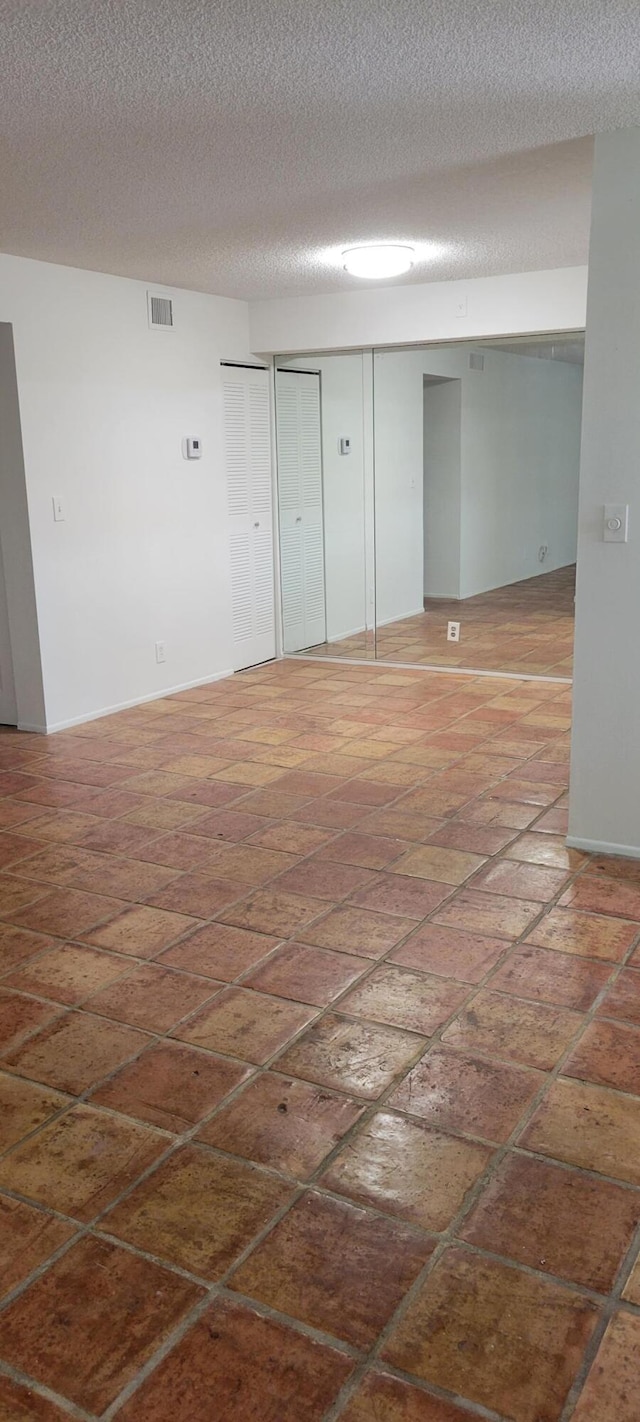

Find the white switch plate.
xmin=456 ymin=297 xmax=468 ymax=318
xmin=52 ymin=496 xmax=65 ymax=522
xmin=603 ymin=504 xmax=629 ymax=542
xmin=155 ymin=641 xmax=166 ymax=663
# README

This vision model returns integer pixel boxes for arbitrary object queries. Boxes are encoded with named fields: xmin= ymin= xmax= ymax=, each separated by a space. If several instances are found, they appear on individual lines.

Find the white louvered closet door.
xmin=223 ymin=365 xmax=276 ymax=671
xmin=275 ymin=369 xmax=326 ymax=653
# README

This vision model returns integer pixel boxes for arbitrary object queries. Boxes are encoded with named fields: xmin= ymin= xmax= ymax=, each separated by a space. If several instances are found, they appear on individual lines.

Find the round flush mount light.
xmin=342 ymin=244 xmax=415 ymax=279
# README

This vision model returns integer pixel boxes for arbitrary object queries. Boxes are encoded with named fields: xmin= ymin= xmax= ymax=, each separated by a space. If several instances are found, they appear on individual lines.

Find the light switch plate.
xmin=603 ymin=503 xmax=629 ymax=542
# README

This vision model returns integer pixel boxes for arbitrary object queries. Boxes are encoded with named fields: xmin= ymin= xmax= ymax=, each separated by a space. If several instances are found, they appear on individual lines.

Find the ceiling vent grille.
xmin=469 ymin=351 xmax=484 ymax=371
xmin=147 ymin=292 xmax=174 ymax=330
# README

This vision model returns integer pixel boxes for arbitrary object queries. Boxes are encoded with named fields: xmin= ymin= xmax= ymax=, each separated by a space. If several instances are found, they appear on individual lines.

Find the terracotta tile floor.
xmin=308 ymin=563 xmax=575 ymax=677
xmin=0 ymin=658 xmax=639 ymax=1419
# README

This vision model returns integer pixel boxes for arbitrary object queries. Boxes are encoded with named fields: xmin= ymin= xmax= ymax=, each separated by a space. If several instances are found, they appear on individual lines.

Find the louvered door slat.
xmin=224 ymin=382 xmax=252 ymax=517
xmin=229 ymin=533 xmax=253 ymax=642
xmin=249 ymin=384 xmax=272 ymax=515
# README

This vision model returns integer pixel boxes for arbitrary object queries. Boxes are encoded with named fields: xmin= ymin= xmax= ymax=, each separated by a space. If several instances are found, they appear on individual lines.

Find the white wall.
xmin=0 ymin=323 xmax=45 ymax=729
xmin=0 ymin=536 xmax=16 ymax=725
xmin=250 ymin=267 xmax=588 ymax=355
xmin=424 ymin=380 xmax=462 ymax=598
xmin=569 ymin=128 xmax=640 ymax=857
xmin=373 ymin=350 xmax=425 ymax=626
xmin=459 ymin=348 xmax=582 ymax=596
xmin=281 ymin=353 xmax=367 ymax=642
xmin=372 ymin=343 xmax=582 ymax=618
xmin=0 ymin=253 xmax=252 ymax=730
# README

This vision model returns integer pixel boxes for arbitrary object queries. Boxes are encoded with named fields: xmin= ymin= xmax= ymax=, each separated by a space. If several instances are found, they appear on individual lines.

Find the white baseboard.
xmin=566 ymin=835 xmax=640 ymax=860
xmin=288 ymin=654 xmax=571 ymax=685
xmin=327 ymin=624 xmax=367 ymax=643
xmin=22 ymin=668 xmax=235 ymax=735
xmin=375 ymin=608 xmax=425 ymax=629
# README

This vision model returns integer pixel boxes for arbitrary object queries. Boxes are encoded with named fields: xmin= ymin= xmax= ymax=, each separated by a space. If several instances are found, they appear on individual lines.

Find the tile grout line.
xmin=317 ymin=911 xmax=640 ymax=1420
xmin=0 ymin=1357 xmax=94 ymax=1421
xmin=0 ymin=671 xmax=608 ymax=1422
xmin=96 ymin=833 xmax=603 ymax=1414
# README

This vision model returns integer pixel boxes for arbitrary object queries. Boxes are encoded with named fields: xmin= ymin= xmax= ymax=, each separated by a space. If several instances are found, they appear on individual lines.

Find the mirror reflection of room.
xmin=373 ymin=333 xmax=582 ymax=676
xmin=275 ymin=333 xmax=583 ymax=677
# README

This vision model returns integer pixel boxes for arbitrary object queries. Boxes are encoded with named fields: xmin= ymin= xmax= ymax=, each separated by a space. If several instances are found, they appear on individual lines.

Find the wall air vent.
xmin=147 ymin=292 xmax=174 ymax=330
xmin=469 ymin=351 xmax=484 ymax=371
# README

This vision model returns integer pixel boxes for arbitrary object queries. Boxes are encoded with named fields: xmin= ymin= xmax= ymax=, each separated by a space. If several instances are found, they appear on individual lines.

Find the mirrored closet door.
xmin=275 ymin=352 xmax=374 ymax=660
xmin=371 ymin=334 xmax=583 ymax=678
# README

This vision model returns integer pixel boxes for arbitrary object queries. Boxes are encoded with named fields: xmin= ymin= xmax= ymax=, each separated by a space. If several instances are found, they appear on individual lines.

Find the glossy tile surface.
xmin=276 ymin=1012 xmax=425 ymax=1098
xmin=339 ymin=963 xmax=467 ymax=1034
xmin=389 ymin=1048 xmax=545 ymax=1142
xmin=321 ymin=1109 xmax=491 ymax=1230
xmin=0 ymin=657 xmax=635 ymax=1420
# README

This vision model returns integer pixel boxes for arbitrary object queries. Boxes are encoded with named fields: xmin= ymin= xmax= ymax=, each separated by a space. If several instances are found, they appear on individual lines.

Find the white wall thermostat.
xmin=338 ymin=436 xmax=351 ymax=455
xmin=183 ymin=436 xmax=202 ymax=460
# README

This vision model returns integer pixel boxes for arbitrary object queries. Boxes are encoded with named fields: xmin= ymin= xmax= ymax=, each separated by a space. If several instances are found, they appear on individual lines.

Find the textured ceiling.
xmin=0 ymin=1 xmax=639 ymax=298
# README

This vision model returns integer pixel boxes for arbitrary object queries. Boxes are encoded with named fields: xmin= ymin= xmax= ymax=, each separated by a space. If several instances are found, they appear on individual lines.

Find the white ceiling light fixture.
xmin=342 ymin=243 xmax=415 ymax=279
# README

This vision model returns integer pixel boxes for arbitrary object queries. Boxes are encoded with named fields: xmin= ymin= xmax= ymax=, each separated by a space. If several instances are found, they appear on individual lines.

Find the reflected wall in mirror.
xmin=275 ymin=353 xmax=373 ymax=659
xmin=372 ymin=333 xmax=583 ymax=677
